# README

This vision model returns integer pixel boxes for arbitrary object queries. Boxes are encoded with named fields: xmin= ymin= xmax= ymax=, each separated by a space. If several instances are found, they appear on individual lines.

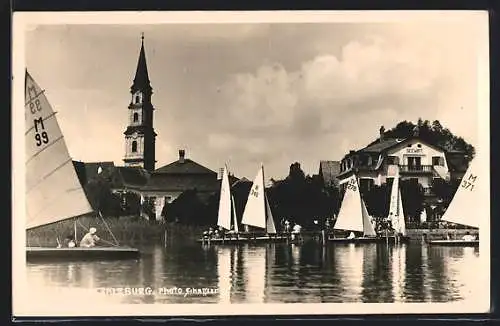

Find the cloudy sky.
xmin=23 ymin=12 xmax=487 ymax=180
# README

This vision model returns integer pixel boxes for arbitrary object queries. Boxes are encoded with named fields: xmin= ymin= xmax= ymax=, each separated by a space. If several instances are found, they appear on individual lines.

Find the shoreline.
xmin=26 ymin=215 xmax=478 ymax=247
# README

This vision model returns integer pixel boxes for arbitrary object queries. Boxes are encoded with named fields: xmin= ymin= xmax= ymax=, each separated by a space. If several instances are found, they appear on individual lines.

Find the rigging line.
xmin=25 ymin=135 xmax=65 ymax=165
xmin=24 ymin=89 xmax=46 ymax=105
xmin=76 ymin=215 xmax=119 ymax=247
xmin=98 ymin=211 xmax=120 ymax=246
xmin=25 ymin=111 xmax=58 ymax=135
xmin=25 ymin=158 xmax=74 ymax=195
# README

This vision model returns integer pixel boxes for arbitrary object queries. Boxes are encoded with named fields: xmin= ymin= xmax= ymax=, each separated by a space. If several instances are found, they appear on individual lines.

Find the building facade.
xmin=123 ymin=35 xmax=157 ymax=172
xmin=140 ymin=149 xmax=220 ymax=205
xmin=337 ymin=126 xmax=469 ymax=196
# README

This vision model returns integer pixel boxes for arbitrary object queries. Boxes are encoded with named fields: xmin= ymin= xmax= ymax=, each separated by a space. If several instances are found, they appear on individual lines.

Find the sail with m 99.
xmin=25 ymin=71 xmax=93 ymax=229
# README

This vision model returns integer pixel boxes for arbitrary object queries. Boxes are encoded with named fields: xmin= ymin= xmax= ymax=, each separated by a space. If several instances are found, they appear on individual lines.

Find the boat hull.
xmin=26 ymin=247 xmax=141 ymax=262
xmin=197 ymin=235 xmax=289 ymax=244
xmin=328 ymin=236 xmax=410 ymax=244
xmin=427 ymin=239 xmax=479 ymax=247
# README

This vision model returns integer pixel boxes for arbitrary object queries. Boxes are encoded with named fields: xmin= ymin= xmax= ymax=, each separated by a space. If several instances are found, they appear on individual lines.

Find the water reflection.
xmin=26 ymin=242 xmax=482 ymax=304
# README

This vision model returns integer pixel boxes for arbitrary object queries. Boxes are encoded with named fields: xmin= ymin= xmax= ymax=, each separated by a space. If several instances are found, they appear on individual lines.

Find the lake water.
xmin=26 ymin=241 xmax=481 ymax=304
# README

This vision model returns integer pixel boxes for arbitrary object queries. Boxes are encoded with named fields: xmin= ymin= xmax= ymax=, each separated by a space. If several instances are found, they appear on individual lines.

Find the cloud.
xmin=204 ymin=24 xmax=479 ymax=178
xmin=25 ymin=21 xmax=483 ymax=180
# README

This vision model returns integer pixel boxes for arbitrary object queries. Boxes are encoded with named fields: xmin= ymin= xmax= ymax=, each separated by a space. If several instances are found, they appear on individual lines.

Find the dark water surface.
xmin=26 ymin=241 xmax=480 ymax=304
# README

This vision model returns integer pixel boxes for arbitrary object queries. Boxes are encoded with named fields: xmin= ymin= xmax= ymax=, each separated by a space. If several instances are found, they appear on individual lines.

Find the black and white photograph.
xmin=12 ymin=11 xmax=490 ymax=316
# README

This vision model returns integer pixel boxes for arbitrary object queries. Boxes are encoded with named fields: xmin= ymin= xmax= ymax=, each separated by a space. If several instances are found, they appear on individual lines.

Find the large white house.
xmin=337 ymin=126 xmax=469 ymax=197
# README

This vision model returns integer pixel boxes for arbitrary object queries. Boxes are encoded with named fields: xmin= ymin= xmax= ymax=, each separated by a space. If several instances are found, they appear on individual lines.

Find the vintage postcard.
xmin=12 ymin=11 xmax=490 ymax=317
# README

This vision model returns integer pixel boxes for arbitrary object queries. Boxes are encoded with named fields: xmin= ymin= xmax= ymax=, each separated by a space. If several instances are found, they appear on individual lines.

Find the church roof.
xmin=153 ymin=150 xmax=217 ymax=175
xmin=140 ymin=174 xmax=219 ymax=192
xmin=113 ymin=166 xmax=150 ymax=189
xmin=131 ymin=35 xmax=152 ymax=94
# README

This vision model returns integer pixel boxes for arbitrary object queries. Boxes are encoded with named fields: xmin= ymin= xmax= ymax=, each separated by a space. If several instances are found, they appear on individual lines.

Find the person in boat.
xmin=284 ymin=220 xmax=291 ymax=234
xmin=462 ymin=231 xmax=476 ymax=241
xmin=291 ymin=224 xmax=302 ymax=242
xmin=347 ymin=231 xmax=356 ymax=239
xmin=63 ymin=235 xmax=76 ymax=248
xmin=79 ymin=227 xmax=100 ymax=248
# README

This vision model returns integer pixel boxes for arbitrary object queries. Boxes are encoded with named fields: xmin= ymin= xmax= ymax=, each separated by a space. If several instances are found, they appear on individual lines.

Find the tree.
xmin=164 ymin=190 xmax=209 ymax=226
xmin=400 ymin=179 xmax=425 ymax=225
xmin=366 ymin=118 xmax=475 ymax=160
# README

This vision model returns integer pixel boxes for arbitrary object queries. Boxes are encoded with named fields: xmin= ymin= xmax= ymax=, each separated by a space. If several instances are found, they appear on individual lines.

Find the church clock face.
xmin=132 ymin=132 xmax=138 ymax=139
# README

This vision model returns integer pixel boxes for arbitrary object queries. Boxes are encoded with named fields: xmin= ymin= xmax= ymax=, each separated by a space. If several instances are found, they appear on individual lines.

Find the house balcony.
xmin=399 ymin=165 xmax=434 ymax=173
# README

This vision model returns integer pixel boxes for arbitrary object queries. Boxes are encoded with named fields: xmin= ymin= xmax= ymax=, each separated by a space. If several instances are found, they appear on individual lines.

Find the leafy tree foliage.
xmin=367 ymin=119 xmax=475 ymax=160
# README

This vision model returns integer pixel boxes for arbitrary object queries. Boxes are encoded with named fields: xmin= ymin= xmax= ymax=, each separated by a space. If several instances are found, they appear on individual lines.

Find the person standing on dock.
xmin=79 ymin=227 xmax=100 ymax=248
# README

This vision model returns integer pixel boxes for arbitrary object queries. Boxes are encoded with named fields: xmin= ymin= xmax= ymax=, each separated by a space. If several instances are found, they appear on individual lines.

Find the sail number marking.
xmin=250 ymin=185 xmax=259 ymax=197
xmin=461 ymin=174 xmax=476 ymax=191
xmin=34 ymin=117 xmax=49 ymax=147
xmin=346 ymin=179 xmax=357 ymax=192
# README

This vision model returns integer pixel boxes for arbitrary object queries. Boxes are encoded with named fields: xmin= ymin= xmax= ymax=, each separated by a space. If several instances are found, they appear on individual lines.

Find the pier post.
xmin=321 ymin=230 xmax=326 ymax=246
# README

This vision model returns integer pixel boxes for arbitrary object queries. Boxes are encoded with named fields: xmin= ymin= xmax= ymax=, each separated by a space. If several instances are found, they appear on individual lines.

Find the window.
xmin=133 ymin=112 xmax=139 ymax=122
xmin=135 ymin=95 xmax=140 ymax=104
xmin=432 ymin=156 xmax=444 ymax=166
xmin=132 ymin=141 xmax=137 ymax=153
xmin=408 ymin=157 xmax=422 ymax=169
xmin=417 ymin=144 xmax=422 ymax=148
xmin=387 ymin=156 xmax=398 ymax=165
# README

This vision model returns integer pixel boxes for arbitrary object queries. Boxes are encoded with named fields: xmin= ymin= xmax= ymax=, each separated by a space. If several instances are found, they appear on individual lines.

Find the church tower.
xmin=123 ymin=34 xmax=157 ymax=171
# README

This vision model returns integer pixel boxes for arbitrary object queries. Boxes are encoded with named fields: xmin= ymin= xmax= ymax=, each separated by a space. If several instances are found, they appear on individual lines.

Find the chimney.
xmin=179 ymin=149 xmax=186 ymax=163
xmin=379 ymin=125 xmax=385 ymax=142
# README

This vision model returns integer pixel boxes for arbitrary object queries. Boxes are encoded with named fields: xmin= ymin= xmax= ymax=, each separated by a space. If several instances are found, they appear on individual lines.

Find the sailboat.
xmin=329 ymin=174 xmax=378 ymax=243
xmin=198 ymin=164 xmax=241 ymax=244
xmin=428 ymin=158 xmax=480 ymax=247
xmin=386 ymin=167 xmax=410 ymax=243
xmin=239 ymin=165 xmax=286 ymax=242
xmin=25 ymin=70 xmax=140 ymax=261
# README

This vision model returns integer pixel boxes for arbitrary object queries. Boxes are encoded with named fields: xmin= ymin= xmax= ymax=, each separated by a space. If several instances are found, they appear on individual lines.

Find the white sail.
xmin=265 ymin=194 xmax=277 ymax=234
xmin=361 ymin=199 xmax=377 ymax=237
xmin=25 ymin=71 xmax=93 ymax=229
xmin=231 ymin=194 xmax=239 ymax=233
xmin=397 ymin=189 xmax=406 ymax=235
xmin=420 ymin=208 xmax=427 ymax=223
xmin=217 ymin=165 xmax=232 ymax=230
xmin=154 ymin=196 xmax=165 ymax=221
xmin=241 ymin=166 xmax=266 ymax=229
xmin=440 ymin=158 xmax=480 ymax=228
xmin=334 ymin=175 xmax=364 ymax=233
xmin=388 ymin=168 xmax=400 ymax=230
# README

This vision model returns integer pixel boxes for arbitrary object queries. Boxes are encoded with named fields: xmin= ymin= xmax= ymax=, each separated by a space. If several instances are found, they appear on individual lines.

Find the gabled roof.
xmin=72 ymin=160 xmax=115 ymax=185
xmin=140 ymin=174 xmax=219 ymax=192
xmin=153 ymin=158 xmax=217 ymax=175
xmin=353 ymin=136 xmax=447 ymax=156
xmin=359 ymin=138 xmax=405 ymax=153
xmin=113 ymin=166 xmax=150 ymax=189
